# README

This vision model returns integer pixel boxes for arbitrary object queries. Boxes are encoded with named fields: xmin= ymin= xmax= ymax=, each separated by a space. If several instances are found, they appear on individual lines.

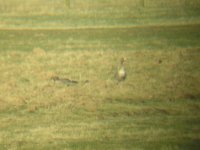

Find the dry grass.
xmin=0 ymin=48 xmax=199 ymax=112
xmin=0 ymin=48 xmax=199 ymax=149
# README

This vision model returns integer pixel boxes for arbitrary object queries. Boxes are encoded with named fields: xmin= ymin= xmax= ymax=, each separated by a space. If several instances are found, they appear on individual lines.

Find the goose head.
xmin=120 ymin=57 xmax=126 ymax=65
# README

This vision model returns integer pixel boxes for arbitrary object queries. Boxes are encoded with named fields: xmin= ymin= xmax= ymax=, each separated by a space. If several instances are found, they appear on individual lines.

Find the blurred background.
xmin=0 ymin=0 xmax=200 ymax=28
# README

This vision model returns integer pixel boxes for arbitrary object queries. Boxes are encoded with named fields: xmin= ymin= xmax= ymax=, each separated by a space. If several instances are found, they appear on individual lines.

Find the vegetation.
xmin=0 ymin=25 xmax=200 ymax=149
xmin=0 ymin=0 xmax=200 ymax=149
xmin=0 ymin=0 xmax=200 ymax=28
xmin=1 ymin=24 xmax=200 ymax=52
xmin=0 ymin=48 xmax=199 ymax=150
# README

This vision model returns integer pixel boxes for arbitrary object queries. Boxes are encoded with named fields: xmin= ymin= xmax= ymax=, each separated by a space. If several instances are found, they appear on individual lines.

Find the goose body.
xmin=51 ymin=76 xmax=89 ymax=86
xmin=117 ymin=66 xmax=126 ymax=81
xmin=116 ymin=57 xmax=126 ymax=81
xmin=51 ymin=76 xmax=78 ymax=86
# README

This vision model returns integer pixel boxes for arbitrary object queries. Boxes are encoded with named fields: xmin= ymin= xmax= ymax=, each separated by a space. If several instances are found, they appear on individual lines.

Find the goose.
xmin=116 ymin=57 xmax=126 ymax=82
xmin=51 ymin=76 xmax=78 ymax=86
xmin=51 ymin=76 xmax=89 ymax=86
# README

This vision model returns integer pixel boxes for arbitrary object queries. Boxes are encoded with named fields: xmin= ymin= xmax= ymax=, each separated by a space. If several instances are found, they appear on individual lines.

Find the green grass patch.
xmin=0 ymin=0 xmax=200 ymax=28
xmin=0 ymin=24 xmax=200 ymax=52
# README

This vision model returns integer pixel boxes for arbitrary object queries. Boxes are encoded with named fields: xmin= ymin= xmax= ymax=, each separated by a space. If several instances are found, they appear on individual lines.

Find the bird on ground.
xmin=51 ymin=76 xmax=78 ymax=86
xmin=51 ymin=76 xmax=89 ymax=86
xmin=116 ymin=57 xmax=127 ymax=82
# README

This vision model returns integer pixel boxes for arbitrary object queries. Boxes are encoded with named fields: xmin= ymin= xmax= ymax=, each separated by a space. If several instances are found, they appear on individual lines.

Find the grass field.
xmin=0 ymin=0 xmax=200 ymax=28
xmin=0 ymin=48 xmax=199 ymax=150
xmin=0 ymin=1 xmax=200 ymax=149
xmin=1 ymin=24 xmax=200 ymax=52
xmin=0 ymin=24 xmax=200 ymax=149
